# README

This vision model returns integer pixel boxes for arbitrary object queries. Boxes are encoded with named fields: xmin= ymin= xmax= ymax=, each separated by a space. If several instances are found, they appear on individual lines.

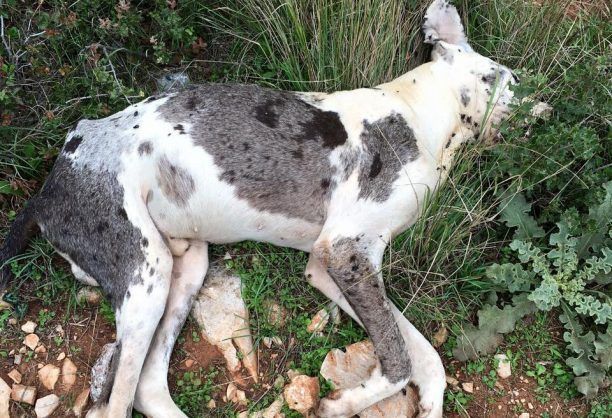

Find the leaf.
xmin=0 ymin=180 xmax=23 ymax=196
xmin=528 ymin=278 xmax=561 ymax=311
xmin=594 ymin=324 xmax=612 ymax=370
xmin=486 ymin=263 xmax=535 ymax=293
xmin=453 ymin=294 xmax=537 ymax=361
xmin=499 ymin=192 xmax=546 ymax=240
xmin=559 ymin=308 xmax=608 ymax=397
xmin=576 ymin=181 xmax=612 ymax=257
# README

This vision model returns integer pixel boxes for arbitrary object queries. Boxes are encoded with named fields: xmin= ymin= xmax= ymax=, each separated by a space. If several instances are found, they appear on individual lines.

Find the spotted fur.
xmin=0 ymin=2 xmax=519 ymax=417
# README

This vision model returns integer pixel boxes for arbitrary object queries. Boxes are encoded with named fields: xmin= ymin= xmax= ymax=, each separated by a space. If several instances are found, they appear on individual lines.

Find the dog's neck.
xmin=379 ymin=62 xmax=477 ymax=169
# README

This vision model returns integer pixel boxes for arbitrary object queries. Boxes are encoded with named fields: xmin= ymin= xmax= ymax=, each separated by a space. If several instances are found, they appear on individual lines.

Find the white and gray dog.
xmin=0 ymin=1 xmax=519 ymax=417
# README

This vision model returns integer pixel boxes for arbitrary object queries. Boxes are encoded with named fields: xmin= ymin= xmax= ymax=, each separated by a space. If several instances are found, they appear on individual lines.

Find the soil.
xmin=2 ymin=292 xmax=594 ymax=418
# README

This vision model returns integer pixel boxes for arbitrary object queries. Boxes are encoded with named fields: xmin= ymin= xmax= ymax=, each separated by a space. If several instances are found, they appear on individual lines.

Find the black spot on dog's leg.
xmin=63 ymin=135 xmax=83 ymax=154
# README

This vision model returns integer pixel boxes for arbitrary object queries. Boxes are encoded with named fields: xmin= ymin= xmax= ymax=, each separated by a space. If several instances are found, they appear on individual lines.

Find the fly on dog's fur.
xmin=0 ymin=1 xmax=519 ymax=417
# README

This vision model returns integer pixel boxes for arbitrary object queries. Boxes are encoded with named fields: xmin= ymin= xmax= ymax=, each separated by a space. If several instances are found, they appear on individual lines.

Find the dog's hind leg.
xmin=134 ymin=240 xmax=209 ymax=418
xmin=85 ymin=230 xmax=173 ymax=418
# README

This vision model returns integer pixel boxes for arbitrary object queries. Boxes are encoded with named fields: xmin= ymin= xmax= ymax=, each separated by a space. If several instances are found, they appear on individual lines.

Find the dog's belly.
xmin=147 ymin=194 xmax=322 ymax=251
xmin=142 ymin=150 xmax=324 ymax=252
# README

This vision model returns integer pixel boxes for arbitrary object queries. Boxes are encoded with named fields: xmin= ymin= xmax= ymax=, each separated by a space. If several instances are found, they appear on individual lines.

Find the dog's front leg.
xmin=305 ymin=253 xmax=445 ymax=417
xmin=312 ymin=235 xmax=410 ymax=418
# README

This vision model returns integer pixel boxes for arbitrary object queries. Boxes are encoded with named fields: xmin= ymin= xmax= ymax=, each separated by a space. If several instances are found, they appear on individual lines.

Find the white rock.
xmin=519 ymin=414 xmax=530 ymax=418
xmin=21 ymin=320 xmax=37 ymax=334
xmin=0 ymin=377 xmax=10 ymax=418
xmin=307 ymin=308 xmax=330 ymax=334
xmin=320 ymin=340 xmax=418 ymax=417
xmin=23 ymin=333 xmax=39 ymax=350
xmin=34 ymin=344 xmax=46 ymax=354
xmin=7 ymin=369 xmax=22 ymax=384
xmin=192 ymin=268 xmax=258 ymax=382
xmin=13 ymin=354 xmax=22 ymax=365
xmin=445 ymin=375 xmax=459 ymax=389
xmin=494 ymin=354 xmax=512 ymax=379
xmin=462 ymin=382 xmax=474 ymax=393
xmin=206 ymin=399 xmax=216 ymax=409
xmin=226 ymin=382 xmax=238 ymax=402
xmin=73 ymin=388 xmax=90 ymax=417
xmin=38 ymin=364 xmax=60 ymax=390
xmin=62 ymin=357 xmax=78 ymax=390
xmin=10 ymin=384 xmax=36 ymax=405
xmin=283 ymin=375 xmax=319 ymax=417
xmin=8 ymin=318 xmax=17 ymax=326
xmin=56 ymin=352 xmax=66 ymax=361
xmin=35 ymin=394 xmax=60 ymax=417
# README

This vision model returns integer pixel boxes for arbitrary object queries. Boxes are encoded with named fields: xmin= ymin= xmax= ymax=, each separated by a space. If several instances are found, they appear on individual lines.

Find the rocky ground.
xmin=0 ymin=266 xmax=596 ymax=417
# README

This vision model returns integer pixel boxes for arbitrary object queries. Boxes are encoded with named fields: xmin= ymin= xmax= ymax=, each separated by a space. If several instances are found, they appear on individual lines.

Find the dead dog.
xmin=0 ymin=2 xmax=519 ymax=417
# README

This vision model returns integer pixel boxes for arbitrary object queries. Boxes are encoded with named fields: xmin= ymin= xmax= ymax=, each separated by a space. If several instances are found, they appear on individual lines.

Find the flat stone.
xmin=494 ymin=354 xmax=512 ymax=379
xmin=23 ymin=333 xmax=39 ymax=350
xmin=462 ymin=382 xmax=474 ymax=393
xmin=283 ymin=375 xmax=319 ymax=417
xmin=35 ymin=394 xmax=60 ymax=417
xmin=62 ymin=358 xmax=78 ymax=390
xmin=320 ymin=340 xmax=419 ymax=417
xmin=34 ymin=344 xmax=46 ymax=354
xmin=13 ymin=354 xmax=22 ymax=365
xmin=7 ymin=369 xmax=22 ymax=384
xmin=192 ymin=268 xmax=258 ymax=382
xmin=57 ymin=352 xmax=66 ymax=361
xmin=73 ymin=388 xmax=90 ymax=417
xmin=0 ymin=377 xmax=10 ymax=418
xmin=10 ymin=384 xmax=37 ymax=405
xmin=445 ymin=375 xmax=459 ymax=388
xmin=38 ymin=364 xmax=60 ymax=390
xmin=519 ymin=414 xmax=530 ymax=418
xmin=21 ymin=321 xmax=37 ymax=334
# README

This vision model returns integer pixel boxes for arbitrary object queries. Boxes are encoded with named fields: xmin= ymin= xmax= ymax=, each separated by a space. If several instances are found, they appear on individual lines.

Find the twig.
xmin=0 ymin=14 xmax=13 ymax=59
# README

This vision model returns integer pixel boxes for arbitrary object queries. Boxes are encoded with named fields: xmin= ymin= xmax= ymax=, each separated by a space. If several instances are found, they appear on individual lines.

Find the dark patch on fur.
xmin=481 ymin=72 xmax=497 ymax=85
xmin=156 ymin=155 xmax=195 ymax=207
xmin=63 ymin=135 xmax=83 ymax=154
xmin=357 ymin=114 xmax=419 ymax=202
xmin=325 ymin=237 xmax=411 ymax=383
xmin=35 ymin=155 xmax=146 ymax=308
xmin=147 ymin=284 xmax=153 ymax=294
xmin=173 ymin=124 xmax=185 ymax=134
xmin=133 ymin=125 xmax=139 ymax=129
xmin=158 ymin=84 xmax=347 ymax=224
xmin=133 ymin=111 xmax=139 ymax=117
xmin=137 ymin=141 xmax=153 ymax=156
xmin=460 ymin=87 xmax=471 ymax=107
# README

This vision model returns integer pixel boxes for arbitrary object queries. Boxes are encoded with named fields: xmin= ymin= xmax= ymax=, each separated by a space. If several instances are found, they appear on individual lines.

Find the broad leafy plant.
xmin=455 ymin=182 xmax=611 ymax=397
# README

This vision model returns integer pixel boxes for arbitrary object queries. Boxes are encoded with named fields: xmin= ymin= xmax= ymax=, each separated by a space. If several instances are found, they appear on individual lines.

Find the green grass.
xmin=1 ymin=0 xmax=610 ymax=416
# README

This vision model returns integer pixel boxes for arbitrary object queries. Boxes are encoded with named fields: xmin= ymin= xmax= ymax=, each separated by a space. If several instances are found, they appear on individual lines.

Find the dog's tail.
xmin=0 ymin=198 xmax=40 ymax=293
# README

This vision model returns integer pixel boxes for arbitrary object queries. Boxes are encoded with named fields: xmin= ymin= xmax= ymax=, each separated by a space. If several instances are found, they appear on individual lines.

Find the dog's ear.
xmin=423 ymin=0 xmax=472 ymax=52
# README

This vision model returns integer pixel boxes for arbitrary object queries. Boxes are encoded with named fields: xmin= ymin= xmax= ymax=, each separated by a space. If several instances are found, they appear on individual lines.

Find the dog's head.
xmin=423 ymin=0 xmax=517 ymax=140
